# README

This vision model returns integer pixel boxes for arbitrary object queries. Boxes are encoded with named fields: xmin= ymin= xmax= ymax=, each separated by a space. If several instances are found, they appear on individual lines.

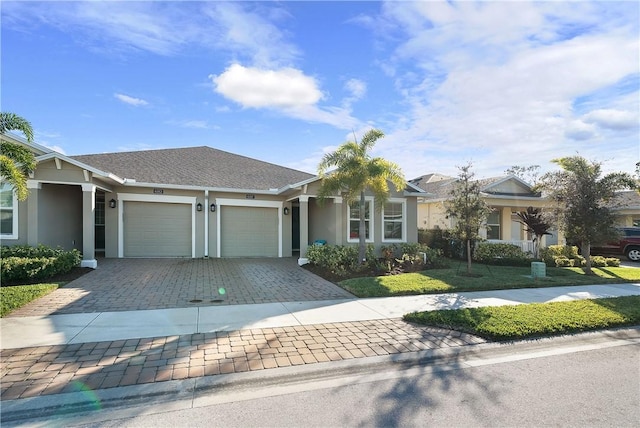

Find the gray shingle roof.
xmin=409 ymin=174 xmax=538 ymax=199
xmin=71 ymin=146 xmax=314 ymax=190
xmin=612 ymin=190 xmax=640 ymax=209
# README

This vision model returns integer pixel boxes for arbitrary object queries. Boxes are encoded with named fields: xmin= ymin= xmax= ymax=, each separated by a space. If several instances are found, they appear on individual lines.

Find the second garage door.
xmin=221 ymin=206 xmax=278 ymax=257
xmin=123 ymin=201 xmax=191 ymax=257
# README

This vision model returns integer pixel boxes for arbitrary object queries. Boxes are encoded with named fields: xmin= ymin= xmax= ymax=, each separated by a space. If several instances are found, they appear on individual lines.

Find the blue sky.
xmin=2 ymin=1 xmax=638 ymax=181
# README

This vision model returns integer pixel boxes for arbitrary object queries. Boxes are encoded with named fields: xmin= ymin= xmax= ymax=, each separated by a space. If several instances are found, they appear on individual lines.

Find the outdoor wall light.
xmin=284 ymin=207 xmax=290 ymax=215
xmin=196 ymin=203 xmax=203 ymax=212
xmin=210 ymin=203 xmax=216 ymax=212
xmin=109 ymin=199 xmax=116 ymax=209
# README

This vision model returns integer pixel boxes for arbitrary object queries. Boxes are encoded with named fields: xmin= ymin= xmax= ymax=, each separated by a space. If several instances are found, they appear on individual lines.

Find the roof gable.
xmin=410 ymin=173 xmax=539 ymax=199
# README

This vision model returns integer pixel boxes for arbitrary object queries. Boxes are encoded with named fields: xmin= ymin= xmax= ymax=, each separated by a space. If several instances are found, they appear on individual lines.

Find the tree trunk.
xmin=582 ymin=241 xmax=592 ymax=275
xmin=358 ymin=191 xmax=366 ymax=264
xmin=466 ymin=239 xmax=472 ymax=274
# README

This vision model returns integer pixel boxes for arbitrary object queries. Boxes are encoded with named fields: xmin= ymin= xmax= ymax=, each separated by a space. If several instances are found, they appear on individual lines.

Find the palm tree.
xmin=1 ymin=112 xmax=37 ymax=201
xmin=516 ymin=207 xmax=552 ymax=259
xmin=317 ymin=129 xmax=406 ymax=264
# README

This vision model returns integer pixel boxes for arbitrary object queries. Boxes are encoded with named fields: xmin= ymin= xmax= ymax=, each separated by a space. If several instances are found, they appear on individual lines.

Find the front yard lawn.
xmin=1 ymin=283 xmax=60 ymax=317
xmin=404 ymin=295 xmax=640 ymax=341
xmin=339 ymin=263 xmax=640 ymax=297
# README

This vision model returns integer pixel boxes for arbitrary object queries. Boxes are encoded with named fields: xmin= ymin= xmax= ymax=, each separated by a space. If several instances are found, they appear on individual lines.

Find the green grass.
xmin=0 ymin=283 xmax=60 ymax=317
xmin=404 ymin=295 xmax=640 ymax=341
xmin=339 ymin=263 xmax=640 ymax=297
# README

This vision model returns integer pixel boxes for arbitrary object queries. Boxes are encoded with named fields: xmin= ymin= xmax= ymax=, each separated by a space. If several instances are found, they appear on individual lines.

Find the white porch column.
xmin=26 ymin=181 xmax=41 ymax=247
xmin=334 ymin=196 xmax=343 ymax=245
xmin=81 ymin=184 xmax=97 ymax=268
xmin=297 ymin=196 xmax=310 ymax=264
xmin=501 ymin=207 xmax=512 ymax=241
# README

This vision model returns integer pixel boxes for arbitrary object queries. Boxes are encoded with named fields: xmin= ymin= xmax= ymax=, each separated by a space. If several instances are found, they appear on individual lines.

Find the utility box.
xmin=531 ymin=261 xmax=546 ymax=278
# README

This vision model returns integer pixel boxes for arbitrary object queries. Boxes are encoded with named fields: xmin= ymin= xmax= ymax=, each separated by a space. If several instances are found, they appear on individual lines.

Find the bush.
xmin=0 ymin=245 xmax=82 ymax=283
xmin=418 ymin=228 xmax=469 ymax=260
xmin=474 ymin=243 xmax=531 ymax=266
xmin=306 ymin=244 xmax=360 ymax=277
xmin=605 ymin=257 xmax=621 ymax=267
xmin=540 ymin=245 xmax=580 ymax=267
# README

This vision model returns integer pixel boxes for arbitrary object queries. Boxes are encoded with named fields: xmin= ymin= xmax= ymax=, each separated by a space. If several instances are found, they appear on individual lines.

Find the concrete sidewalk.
xmin=1 ymin=283 xmax=639 ymax=402
xmin=3 ymin=283 xmax=639 ymax=350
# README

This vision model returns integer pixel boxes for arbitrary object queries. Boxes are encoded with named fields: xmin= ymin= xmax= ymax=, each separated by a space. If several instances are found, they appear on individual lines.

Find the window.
xmin=486 ymin=210 xmax=500 ymax=240
xmin=0 ymin=183 xmax=18 ymax=239
xmin=383 ymin=200 xmax=405 ymax=241
xmin=348 ymin=199 xmax=373 ymax=242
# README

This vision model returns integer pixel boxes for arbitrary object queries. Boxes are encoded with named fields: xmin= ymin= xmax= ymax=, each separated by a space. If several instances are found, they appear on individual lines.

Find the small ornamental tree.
xmin=445 ymin=163 xmax=492 ymax=275
xmin=537 ymin=156 xmax=636 ymax=274
xmin=516 ymin=207 xmax=552 ymax=259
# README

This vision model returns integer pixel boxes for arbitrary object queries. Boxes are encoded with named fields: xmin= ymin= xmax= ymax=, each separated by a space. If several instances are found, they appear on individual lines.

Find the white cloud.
xmin=565 ymin=120 xmax=597 ymax=141
xmin=583 ymin=109 xmax=638 ymax=131
xmin=210 ymin=64 xmax=359 ymax=129
xmin=2 ymin=1 xmax=297 ymax=67
xmin=211 ymin=64 xmax=322 ymax=109
xmin=345 ymin=79 xmax=367 ymax=100
xmin=168 ymin=120 xmax=220 ymax=130
xmin=367 ymin=0 xmax=639 ymax=178
xmin=114 ymin=93 xmax=149 ymax=107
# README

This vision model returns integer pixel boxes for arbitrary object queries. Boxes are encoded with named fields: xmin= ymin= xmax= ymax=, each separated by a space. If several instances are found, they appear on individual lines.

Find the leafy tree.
xmin=0 ymin=112 xmax=36 ymax=201
xmin=505 ymin=164 xmax=541 ymax=186
xmin=317 ymin=129 xmax=406 ymax=264
xmin=516 ymin=207 xmax=552 ymax=259
xmin=537 ymin=156 xmax=636 ymax=274
xmin=445 ymin=163 xmax=492 ymax=275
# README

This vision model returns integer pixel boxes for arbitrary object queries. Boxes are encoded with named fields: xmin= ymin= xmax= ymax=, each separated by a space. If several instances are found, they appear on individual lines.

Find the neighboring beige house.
xmin=0 ymin=133 xmax=425 ymax=267
xmin=409 ymin=173 xmax=555 ymax=253
xmin=611 ymin=191 xmax=640 ymax=227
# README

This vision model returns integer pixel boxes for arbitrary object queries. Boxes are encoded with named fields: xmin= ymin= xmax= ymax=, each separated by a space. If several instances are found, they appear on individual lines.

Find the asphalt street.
xmin=9 ymin=328 xmax=639 ymax=428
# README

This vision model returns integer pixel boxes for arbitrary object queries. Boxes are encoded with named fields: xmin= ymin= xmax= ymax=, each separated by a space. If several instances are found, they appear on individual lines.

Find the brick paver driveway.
xmin=7 ymin=258 xmax=354 ymax=317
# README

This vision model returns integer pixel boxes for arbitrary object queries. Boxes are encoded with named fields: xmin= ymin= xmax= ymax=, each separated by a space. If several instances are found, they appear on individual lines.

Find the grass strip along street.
xmin=404 ymin=295 xmax=640 ymax=341
xmin=0 ymin=283 xmax=60 ymax=317
xmin=339 ymin=264 xmax=640 ymax=298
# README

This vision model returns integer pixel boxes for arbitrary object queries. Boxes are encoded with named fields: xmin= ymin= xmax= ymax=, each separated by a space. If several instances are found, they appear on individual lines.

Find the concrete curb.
xmin=3 ymin=327 xmax=639 ymax=425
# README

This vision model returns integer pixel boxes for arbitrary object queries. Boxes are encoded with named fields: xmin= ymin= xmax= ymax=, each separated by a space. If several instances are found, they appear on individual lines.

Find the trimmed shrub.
xmin=541 ymin=245 xmax=580 ymax=267
xmin=474 ymin=243 xmax=531 ymax=266
xmin=306 ymin=244 xmax=360 ymax=277
xmin=0 ymin=245 xmax=82 ymax=283
xmin=554 ymin=256 xmax=574 ymax=267
xmin=605 ymin=257 xmax=621 ymax=267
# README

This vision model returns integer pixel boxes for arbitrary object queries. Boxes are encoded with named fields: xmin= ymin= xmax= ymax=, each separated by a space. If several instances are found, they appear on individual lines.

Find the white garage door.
xmin=221 ymin=206 xmax=278 ymax=257
xmin=123 ymin=201 xmax=191 ymax=257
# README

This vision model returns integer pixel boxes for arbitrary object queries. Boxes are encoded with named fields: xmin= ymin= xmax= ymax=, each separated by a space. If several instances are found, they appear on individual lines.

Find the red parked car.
xmin=591 ymin=227 xmax=640 ymax=262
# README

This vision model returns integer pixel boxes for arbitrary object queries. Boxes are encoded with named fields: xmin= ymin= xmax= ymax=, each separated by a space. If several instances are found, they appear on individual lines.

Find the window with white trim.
xmin=486 ymin=210 xmax=501 ymax=240
xmin=382 ymin=200 xmax=405 ymax=242
xmin=0 ymin=183 xmax=18 ymax=239
xmin=348 ymin=199 xmax=373 ymax=242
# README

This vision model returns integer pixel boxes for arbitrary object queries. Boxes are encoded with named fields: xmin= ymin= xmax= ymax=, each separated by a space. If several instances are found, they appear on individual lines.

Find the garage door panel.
xmin=221 ymin=206 xmax=278 ymax=257
xmin=124 ymin=201 xmax=191 ymax=257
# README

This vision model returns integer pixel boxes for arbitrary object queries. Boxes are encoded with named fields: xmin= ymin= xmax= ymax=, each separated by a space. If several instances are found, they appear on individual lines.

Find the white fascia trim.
xmin=117 ymin=193 xmax=197 ymax=258
xmin=405 ymin=181 xmax=430 ymax=193
xmin=214 ymin=198 xmax=285 ymax=258
xmin=1 ymin=132 xmax=53 ymax=155
xmin=27 ymin=179 xmax=113 ymax=193
xmin=277 ymin=175 xmax=321 ymax=193
xmin=381 ymin=198 xmax=407 ymax=243
xmin=481 ymin=193 xmax=546 ymax=201
xmin=124 ymin=181 xmax=280 ymax=195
